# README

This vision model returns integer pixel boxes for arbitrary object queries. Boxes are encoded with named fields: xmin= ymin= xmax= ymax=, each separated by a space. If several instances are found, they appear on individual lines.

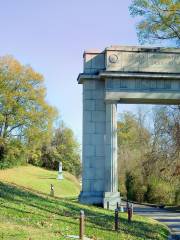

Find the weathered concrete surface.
xmin=78 ymin=46 xmax=180 ymax=209
xmin=79 ymin=80 xmax=107 ymax=205
xmin=83 ymin=46 xmax=180 ymax=74
xmin=133 ymin=204 xmax=180 ymax=240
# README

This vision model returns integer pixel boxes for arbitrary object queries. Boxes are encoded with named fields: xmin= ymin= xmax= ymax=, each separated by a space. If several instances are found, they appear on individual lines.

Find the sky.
xmin=0 ymin=0 xmax=141 ymax=143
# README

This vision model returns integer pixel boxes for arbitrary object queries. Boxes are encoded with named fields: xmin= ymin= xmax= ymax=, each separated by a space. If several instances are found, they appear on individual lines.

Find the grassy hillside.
xmin=0 ymin=165 xmax=80 ymax=197
xmin=0 ymin=165 xmax=169 ymax=240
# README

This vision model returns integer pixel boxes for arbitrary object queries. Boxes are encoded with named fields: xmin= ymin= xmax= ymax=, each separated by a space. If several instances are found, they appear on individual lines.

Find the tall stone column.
xmin=79 ymin=79 xmax=106 ymax=205
xmin=103 ymin=102 xmax=120 ymax=209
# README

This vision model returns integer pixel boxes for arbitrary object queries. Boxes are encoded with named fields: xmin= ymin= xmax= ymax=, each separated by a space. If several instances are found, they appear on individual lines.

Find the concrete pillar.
xmin=103 ymin=102 xmax=120 ymax=209
xmin=79 ymin=80 xmax=120 ymax=209
xmin=104 ymin=103 xmax=118 ymax=192
xmin=79 ymin=79 xmax=106 ymax=205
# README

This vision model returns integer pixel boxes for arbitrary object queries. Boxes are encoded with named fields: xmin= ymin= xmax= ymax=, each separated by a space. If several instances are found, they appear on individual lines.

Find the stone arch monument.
xmin=77 ymin=46 xmax=180 ymax=209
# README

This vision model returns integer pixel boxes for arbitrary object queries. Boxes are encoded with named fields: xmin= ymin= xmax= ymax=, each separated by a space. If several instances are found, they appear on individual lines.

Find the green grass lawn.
xmin=0 ymin=166 xmax=169 ymax=240
xmin=0 ymin=165 xmax=80 ymax=198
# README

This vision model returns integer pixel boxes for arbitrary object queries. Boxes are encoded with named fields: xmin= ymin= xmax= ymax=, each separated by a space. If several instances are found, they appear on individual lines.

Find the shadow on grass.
xmin=38 ymin=177 xmax=57 ymax=179
xmin=0 ymin=182 xmax=169 ymax=239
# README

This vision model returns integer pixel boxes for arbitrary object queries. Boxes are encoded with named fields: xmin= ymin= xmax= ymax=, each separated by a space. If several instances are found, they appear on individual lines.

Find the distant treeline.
xmin=118 ymin=106 xmax=180 ymax=205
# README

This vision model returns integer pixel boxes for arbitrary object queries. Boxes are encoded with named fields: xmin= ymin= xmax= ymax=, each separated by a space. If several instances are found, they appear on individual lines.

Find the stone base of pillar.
xmin=79 ymin=191 xmax=103 ymax=205
xmin=103 ymin=192 xmax=121 ymax=210
xmin=79 ymin=191 xmax=121 ymax=209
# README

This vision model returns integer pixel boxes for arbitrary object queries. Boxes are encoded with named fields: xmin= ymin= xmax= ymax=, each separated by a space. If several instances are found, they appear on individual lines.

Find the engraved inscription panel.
xmin=106 ymin=51 xmax=180 ymax=73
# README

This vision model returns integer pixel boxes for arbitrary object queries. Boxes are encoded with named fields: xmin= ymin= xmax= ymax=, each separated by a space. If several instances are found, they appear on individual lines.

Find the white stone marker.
xmin=57 ymin=161 xmax=63 ymax=180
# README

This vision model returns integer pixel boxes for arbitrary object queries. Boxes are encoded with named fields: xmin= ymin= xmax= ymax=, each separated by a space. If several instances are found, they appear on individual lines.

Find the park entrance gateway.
xmin=77 ymin=46 xmax=180 ymax=209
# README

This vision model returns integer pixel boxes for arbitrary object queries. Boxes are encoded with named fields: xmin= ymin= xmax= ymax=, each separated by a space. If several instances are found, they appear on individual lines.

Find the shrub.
xmin=125 ymin=171 xmax=146 ymax=202
xmin=145 ymin=177 xmax=175 ymax=205
xmin=175 ymin=188 xmax=180 ymax=205
xmin=0 ymin=139 xmax=27 ymax=169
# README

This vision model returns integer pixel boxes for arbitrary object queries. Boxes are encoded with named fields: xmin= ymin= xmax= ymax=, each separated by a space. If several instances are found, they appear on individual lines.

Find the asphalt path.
xmin=132 ymin=204 xmax=180 ymax=240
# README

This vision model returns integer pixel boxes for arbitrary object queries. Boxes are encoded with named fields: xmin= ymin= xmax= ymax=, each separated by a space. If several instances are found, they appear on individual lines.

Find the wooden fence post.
xmin=79 ymin=210 xmax=85 ymax=240
xmin=115 ymin=208 xmax=119 ymax=231
xmin=107 ymin=201 xmax=109 ymax=210
xmin=50 ymin=184 xmax=54 ymax=197
xmin=128 ymin=206 xmax=132 ymax=222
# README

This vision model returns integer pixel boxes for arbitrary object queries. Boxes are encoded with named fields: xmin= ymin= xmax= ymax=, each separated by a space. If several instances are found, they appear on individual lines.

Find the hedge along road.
xmin=132 ymin=204 xmax=180 ymax=240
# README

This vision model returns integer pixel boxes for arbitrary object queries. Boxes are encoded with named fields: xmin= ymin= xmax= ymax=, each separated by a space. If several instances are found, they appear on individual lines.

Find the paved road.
xmin=132 ymin=204 xmax=180 ymax=240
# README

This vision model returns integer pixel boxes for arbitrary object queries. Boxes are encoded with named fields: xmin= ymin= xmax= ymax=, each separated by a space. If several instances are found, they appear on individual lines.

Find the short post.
xmin=50 ymin=184 xmax=54 ymax=197
xmin=117 ymin=202 xmax=120 ymax=209
xmin=128 ymin=206 xmax=132 ymax=222
xmin=107 ymin=201 xmax=109 ymax=210
xmin=114 ymin=208 xmax=119 ymax=231
xmin=79 ymin=210 xmax=85 ymax=240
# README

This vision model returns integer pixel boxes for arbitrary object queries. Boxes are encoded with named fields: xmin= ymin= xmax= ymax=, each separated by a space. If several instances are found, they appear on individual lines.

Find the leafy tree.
xmin=0 ymin=55 xmax=57 ymax=167
xmin=53 ymin=123 xmax=81 ymax=177
xmin=118 ymin=107 xmax=180 ymax=204
xmin=118 ymin=111 xmax=150 ymax=173
xmin=129 ymin=0 xmax=180 ymax=45
xmin=41 ymin=122 xmax=81 ymax=177
xmin=117 ymin=111 xmax=150 ymax=199
xmin=143 ymin=106 xmax=180 ymax=179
